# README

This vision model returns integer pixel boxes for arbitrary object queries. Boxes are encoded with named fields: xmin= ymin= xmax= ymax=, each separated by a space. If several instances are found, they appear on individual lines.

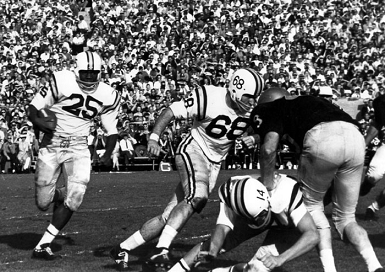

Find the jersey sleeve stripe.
xmin=288 ymin=182 xmax=301 ymax=212
xmin=49 ymin=75 xmax=59 ymax=101
xmin=218 ymin=180 xmax=231 ymax=207
xmin=293 ymin=198 xmax=303 ymax=210
xmin=102 ymin=91 xmax=121 ymax=114
xmin=195 ymin=86 xmax=207 ymax=120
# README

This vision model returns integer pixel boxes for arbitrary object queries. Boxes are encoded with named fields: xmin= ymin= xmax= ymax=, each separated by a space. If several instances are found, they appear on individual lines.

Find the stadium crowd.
xmin=0 ymin=0 xmax=385 ymax=172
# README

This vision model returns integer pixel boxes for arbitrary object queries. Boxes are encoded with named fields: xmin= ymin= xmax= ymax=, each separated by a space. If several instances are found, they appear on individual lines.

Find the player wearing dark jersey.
xmin=249 ymin=88 xmax=384 ymax=272
xmin=360 ymin=94 xmax=385 ymax=220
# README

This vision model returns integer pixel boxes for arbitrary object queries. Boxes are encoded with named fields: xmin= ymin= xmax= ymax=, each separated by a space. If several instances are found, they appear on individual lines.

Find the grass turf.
xmin=0 ymin=169 xmax=384 ymax=271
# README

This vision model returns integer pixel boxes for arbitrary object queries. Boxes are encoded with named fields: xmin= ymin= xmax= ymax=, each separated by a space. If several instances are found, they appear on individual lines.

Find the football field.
xmin=0 ymin=169 xmax=384 ymax=272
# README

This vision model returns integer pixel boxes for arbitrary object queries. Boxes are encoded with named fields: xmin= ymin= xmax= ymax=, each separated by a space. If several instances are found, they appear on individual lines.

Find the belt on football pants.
xmin=55 ymin=136 xmax=88 ymax=141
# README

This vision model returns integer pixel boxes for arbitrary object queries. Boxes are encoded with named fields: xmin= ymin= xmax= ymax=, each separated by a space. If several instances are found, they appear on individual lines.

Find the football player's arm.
xmin=241 ymin=134 xmax=260 ymax=149
xmin=260 ymin=131 xmax=280 ymax=192
xmin=259 ymin=212 xmax=319 ymax=270
xmin=148 ymin=107 xmax=175 ymax=156
xmin=365 ymin=120 xmax=379 ymax=146
xmin=27 ymin=104 xmax=56 ymax=134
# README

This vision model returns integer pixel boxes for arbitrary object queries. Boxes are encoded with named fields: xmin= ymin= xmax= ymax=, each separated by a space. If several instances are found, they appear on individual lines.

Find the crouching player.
xmin=169 ymin=174 xmax=319 ymax=272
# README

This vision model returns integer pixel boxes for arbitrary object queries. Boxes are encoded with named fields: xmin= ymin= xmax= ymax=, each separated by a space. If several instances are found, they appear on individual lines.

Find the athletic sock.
xmin=120 ymin=230 xmax=146 ymax=251
xmin=36 ymin=224 xmax=59 ymax=249
xmin=360 ymin=247 xmax=382 ymax=272
xmin=156 ymin=225 xmax=178 ymax=249
xmin=319 ymin=249 xmax=337 ymax=272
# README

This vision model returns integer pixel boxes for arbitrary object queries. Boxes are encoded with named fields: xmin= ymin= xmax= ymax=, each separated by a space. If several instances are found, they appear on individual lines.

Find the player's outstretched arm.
xmin=260 ymin=131 xmax=280 ymax=192
xmin=260 ymin=212 xmax=319 ymax=270
xmin=365 ymin=122 xmax=379 ymax=146
xmin=169 ymin=224 xmax=231 ymax=272
xmin=148 ymin=107 xmax=175 ymax=157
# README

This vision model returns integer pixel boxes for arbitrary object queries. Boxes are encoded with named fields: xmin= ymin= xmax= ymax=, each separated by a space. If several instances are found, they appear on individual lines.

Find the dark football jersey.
xmin=250 ymin=96 xmax=358 ymax=149
xmin=373 ymin=94 xmax=385 ymax=143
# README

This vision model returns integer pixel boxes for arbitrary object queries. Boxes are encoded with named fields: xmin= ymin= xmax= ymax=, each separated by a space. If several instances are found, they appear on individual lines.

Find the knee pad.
xmin=189 ymin=197 xmax=208 ymax=213
xmin=310 ymin=210 xmax=331 ymax=230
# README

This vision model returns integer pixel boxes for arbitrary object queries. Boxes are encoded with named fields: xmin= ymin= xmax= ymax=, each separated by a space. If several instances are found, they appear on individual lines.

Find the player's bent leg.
xmin=169 ymin=240 xmax=212 ymax=272
xmin=52 ymin=203 xmax=74 ymax=230
xmin=63 ymin=147 xmax=91 ymax=211
xmin=343 ymin=222 xmax=383 ymax=272
xmin=361 ymin=145 xmax=385 ymax=196
xmin=35 ymin=150 xmax=62 ymax=211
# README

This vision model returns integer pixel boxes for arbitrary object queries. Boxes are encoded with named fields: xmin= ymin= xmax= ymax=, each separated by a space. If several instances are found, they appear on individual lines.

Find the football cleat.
xmin=32 ymin=243 xmax=58 ymax=260
xmin=365 ymin=207 xmax=379 ymax=221
xmin=374 ymin=268 xmax=385 ymax=272
xmin=145 ymin=247 xmax=174 ymax=269
xmin=110 ymin=245 xmax=131 ymax=271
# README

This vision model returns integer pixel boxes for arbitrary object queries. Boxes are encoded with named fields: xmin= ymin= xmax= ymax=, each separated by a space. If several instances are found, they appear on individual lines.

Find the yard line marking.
xmin=179 ymin=234 xmax=211 ymax=240
xmin=0 ymin=260 xmax=25 ymax=265
xmin=5 ymin=200 xmax=220 ymax=221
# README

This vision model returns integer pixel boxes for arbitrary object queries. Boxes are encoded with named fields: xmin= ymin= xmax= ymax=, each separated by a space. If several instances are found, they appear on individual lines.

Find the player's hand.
xmin=258 ymin=253 xmax=284 ymax=270
xmin=147 ymin=139 xmax=162 ymax=156
xmin=33 ymin=118 xmax=55 ymax=134
xmin=241 ymin=135 xmax=259 ymax=149
xmin=194 ymin=251 xmax=215 ymax=267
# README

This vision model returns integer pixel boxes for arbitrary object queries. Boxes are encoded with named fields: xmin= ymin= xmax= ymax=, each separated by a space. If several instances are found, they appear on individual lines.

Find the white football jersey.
xmin=218 ymin=174 xmax=307 ymax=230
xmin=169 ymin=85 xmax=249 ymax=162
xmin=30 ymin=70 xmax=121 ymax=137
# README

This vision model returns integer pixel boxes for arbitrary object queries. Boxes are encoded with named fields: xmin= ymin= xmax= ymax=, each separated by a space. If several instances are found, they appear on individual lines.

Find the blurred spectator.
xmin=1 ymin=135 xmax=18 ymax=174
xmin=111 ymin=138 xmax=121 ymax=172
xmin=119 ymin=132 xmax=136 ymax=170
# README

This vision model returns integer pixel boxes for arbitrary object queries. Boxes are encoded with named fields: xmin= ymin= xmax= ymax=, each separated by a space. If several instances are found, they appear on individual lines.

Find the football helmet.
xmin=220 ymin=176 xmax=271 ymax=229
xmin=228 ymin=68 xmax=265 ymax=114
xmin=257 ymin=87 xmax=289 ymax=105
xmin=75 ymin=51 xmax=102 ymax=93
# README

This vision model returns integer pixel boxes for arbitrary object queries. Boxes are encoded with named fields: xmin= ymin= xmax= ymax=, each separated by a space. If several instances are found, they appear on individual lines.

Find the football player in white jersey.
xmin=110 ymin=68 xmax=265 ymax=271
xmin=28 ymin=51 xmax=120 ymax=260
xmin=168 ymin=174 xmax=319 ymax=272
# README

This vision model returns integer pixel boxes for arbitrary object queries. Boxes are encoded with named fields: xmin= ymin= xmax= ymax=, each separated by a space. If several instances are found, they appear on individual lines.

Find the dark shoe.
xmin=110 ymin=245 xmax=131 ymax=271
xmin=32 ymin=244 xmax=58 ymax=260
xmin=360 ymin=180 xmax=375 ymax=196
xmin=374 ymin=268 xmax=385 ymax=272
xmin=365 ymin=207 xmax=379 ymax=221
xmin=145 ymin=247 xmax=173 ymax=269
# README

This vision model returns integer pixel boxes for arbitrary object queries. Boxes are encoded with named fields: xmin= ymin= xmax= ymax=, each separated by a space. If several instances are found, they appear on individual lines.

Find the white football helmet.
xmin=228 ymin=68 xmax=265 ymax=114
xmin=75 ymin=51 xmax=102 ymax=93
xmin=219 ymin=176 xmax=271 ymax=229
